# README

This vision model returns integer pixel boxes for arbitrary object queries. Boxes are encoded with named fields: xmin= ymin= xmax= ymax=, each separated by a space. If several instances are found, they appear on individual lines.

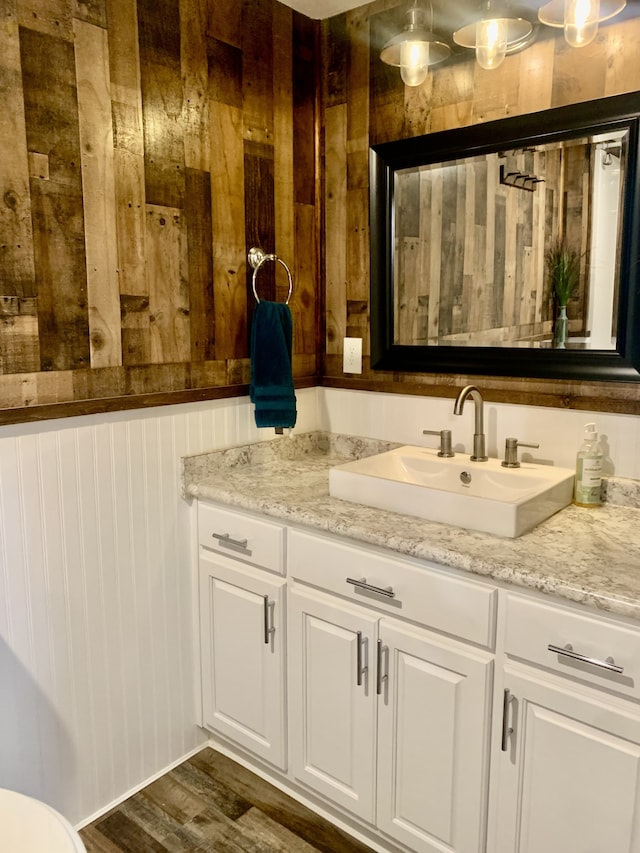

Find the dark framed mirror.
xmin=370 ymin=93 xmax=640 ymax=381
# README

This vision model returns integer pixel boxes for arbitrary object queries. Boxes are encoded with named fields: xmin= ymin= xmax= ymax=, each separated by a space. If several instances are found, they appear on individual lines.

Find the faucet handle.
xmin=502 ymin=437 xmax=540 ymax=468
xmin=423 ymin=429 xmax=455 ymax=458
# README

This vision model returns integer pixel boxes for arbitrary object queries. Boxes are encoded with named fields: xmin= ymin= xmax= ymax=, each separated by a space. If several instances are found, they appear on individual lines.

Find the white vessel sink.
xmin=329 ymin=445 xmax=575 ymax=538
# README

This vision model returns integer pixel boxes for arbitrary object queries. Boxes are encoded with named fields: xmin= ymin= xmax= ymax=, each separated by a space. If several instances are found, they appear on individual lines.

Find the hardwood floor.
xmin=80 ymin=748 xmax=376 ymax=853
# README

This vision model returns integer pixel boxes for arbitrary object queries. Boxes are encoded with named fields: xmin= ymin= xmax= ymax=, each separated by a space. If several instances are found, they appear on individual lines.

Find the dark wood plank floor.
xmin=80 ymin=747 xmax=376 ymax=853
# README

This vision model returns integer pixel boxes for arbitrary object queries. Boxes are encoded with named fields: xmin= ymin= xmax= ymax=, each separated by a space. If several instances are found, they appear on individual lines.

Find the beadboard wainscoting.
xmin=0 ymin=389 xmax=318 ymax=827
xmin=1 ymin=385 xmax=639 ymax=831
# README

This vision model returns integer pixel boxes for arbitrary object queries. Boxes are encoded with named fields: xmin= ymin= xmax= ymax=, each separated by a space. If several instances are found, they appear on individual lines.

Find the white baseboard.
xmin=74 ymin=739 xmax=208 ymax=830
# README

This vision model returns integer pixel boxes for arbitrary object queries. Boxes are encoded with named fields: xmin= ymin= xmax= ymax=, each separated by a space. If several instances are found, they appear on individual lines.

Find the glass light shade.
xmin=400 ymin=39 xmax=430 ymax=85
xmin=379 ymin=4 xmax=451 ymax=87
xmin=564 ymin=0 xmax=600 ymax=46
xmin=538 ymin=0 xmax=626 ymax=47
xmin=475 ymin=18 xmax=508 ymax=69
xmin=453 ymin=10 xmax=533 ymax=70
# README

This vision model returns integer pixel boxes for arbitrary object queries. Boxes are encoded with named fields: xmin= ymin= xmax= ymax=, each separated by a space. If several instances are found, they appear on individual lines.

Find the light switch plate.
xmin=343 ymin=337 xmax=362 ymax=374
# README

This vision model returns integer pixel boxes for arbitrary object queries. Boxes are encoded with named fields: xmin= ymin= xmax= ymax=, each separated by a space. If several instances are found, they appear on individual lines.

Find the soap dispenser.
xmin=574 ymin=422 xmax=603 ymax=507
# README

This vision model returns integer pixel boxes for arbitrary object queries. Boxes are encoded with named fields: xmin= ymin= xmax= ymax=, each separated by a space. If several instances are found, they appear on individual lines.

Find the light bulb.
xmin=475 ymin=18 xmax=508 ymax=70
xmin=564 ymin=0 xmax=600 ymax=47
xmin=400 ymin=39 xmax=430 ymax=86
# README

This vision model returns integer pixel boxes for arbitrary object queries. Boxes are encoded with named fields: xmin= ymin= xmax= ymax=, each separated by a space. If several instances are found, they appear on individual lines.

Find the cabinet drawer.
xmin=198 ymin=502 xmax=284 ymax=574
xmin=505 ymin=593 xmax=640 ymax=700
xmin=288 ymin=528 xmax=497 ymax=648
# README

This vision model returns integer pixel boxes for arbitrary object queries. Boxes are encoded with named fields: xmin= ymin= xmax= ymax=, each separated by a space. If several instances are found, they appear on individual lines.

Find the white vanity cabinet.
xmin=287 ymin=586 xmax=378 ymax=822
xmin=198 ymin=502 xmax=287 ymax=769
xmin=376 ymin=619 xmax=492 ymax=853
xmin=491 ymin=592 xmax=640 ymax=853
xmin=287 ymin=528 xmax=496 ymax=853
xmin=195 ymin=495 xmax=640 ymax=853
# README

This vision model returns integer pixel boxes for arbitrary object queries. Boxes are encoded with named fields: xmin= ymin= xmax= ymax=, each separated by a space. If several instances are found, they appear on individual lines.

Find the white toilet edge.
xmin=0 ymin=788 xmax=86 ymax=852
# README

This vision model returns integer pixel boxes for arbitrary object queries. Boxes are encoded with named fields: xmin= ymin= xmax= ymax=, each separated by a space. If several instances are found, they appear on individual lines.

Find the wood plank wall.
xmin=322 ymin=6 xmax=640 ymax=413
xmin=0 ymin=0 xmax=318 ymax=423
xmin=394 ymin=144 xmax=591 ymax=347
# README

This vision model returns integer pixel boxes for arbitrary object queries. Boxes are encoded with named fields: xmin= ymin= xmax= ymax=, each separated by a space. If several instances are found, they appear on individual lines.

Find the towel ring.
xmin=248 ymin=247 xmax=293 ymax=305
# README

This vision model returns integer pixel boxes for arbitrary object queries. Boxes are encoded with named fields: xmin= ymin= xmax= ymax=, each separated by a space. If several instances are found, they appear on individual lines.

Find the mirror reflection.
xmin=393 ymin=129 xmax=627 ymax=351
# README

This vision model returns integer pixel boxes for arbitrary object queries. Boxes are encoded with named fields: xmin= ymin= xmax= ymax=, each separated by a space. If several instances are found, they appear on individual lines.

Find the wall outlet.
xmin=343 ymin=337 xmax=362 ymax=374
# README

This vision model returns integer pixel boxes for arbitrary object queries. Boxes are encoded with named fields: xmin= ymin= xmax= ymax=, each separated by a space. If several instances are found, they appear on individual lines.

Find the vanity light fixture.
xmin=538 ymin=0 xmax=626 ymax=48
xmin=379 ymin=1 xmax=451 ymax=87
xmin=453 ymin=0 xmax=535 ymax=70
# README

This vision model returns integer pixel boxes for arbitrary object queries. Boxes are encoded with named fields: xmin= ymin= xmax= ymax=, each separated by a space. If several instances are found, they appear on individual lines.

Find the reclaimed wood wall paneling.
xmin=0 ymin=1 xmax=36 ymax=305
xmin=322 ymin=5 xmax=640 ymax=412
xmin=395 ymin=142 xmax=595 ymax=348
xmin=21 ymin=24 xmax=90 ymax=373
xmin=0 ymin=0 xmax=318 ymax=422
xmin=74 ymin=17 xmax=122 ymax=369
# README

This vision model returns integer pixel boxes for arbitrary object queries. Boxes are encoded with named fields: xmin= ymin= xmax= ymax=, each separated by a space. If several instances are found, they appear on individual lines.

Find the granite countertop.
xmin=181 ymin=431 xmax=640 ymax=622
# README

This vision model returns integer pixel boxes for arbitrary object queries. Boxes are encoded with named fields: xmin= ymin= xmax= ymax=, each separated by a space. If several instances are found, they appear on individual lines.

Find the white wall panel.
xmin=318 ymin=387 xmax=640 ymax=480
xmin=0 ymin=389 xmax=318 ymax=826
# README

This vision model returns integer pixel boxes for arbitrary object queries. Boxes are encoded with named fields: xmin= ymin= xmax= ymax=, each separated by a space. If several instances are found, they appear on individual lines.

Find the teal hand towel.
xmin=250 ymin=300 xmax=297 ymax=429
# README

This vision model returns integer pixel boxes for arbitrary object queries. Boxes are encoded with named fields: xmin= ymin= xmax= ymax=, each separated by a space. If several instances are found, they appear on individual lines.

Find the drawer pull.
xmin=263 ymin=595 xmax=275 ymax=644
xmin=547 ymin=643 xmax=624 ymax=674
xmin=356 ymin=631 xmax=368 ymax=687
xmin=376 ymin=639 xmax=388 ymax=696
xmin=347 ymin=577 xmax=396 ymax=598
xmin=501 ymin=688 xmax=514 ymax=751
xmin=212 ymin=532 xmax=252 ymax=556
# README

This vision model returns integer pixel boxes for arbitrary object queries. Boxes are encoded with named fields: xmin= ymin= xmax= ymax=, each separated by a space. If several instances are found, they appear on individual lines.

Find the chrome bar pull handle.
xmin=356 ymin=631 xmax=368 ymax=687
xmin=376 ymin=639 xmax=388 ymax=695
xmin=548 ymin=643 xmax=624 ymax=674
xmin=501 ymin=688 xmax=514 ymax=751
xmin=347 ymin=577 xmax=396 ymax=598
xmin=263 ymin=595 xmax=275 ymax=644
xmin=212 ymin=532 xmax=252 ymax=556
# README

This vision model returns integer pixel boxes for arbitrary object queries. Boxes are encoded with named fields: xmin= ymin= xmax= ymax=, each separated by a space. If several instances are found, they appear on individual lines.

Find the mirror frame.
xmin=370 ymin=93 xmax=640 ymax=382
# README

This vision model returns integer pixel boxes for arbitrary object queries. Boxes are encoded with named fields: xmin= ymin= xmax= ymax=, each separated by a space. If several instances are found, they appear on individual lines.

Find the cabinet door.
xmin=377 ymin=619 xmax=493 ymax=853
xmin=288 ymin=586 xmax=378 ymax=823
xmin=494 ymin=664 xmax=640 ymax=853
xmin=200 ymin=551 xmax=286 ymax=769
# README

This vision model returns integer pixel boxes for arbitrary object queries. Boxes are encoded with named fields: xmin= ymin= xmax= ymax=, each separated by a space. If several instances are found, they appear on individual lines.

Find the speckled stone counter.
xmin=182 ymin=431 xmax=640 ymax=622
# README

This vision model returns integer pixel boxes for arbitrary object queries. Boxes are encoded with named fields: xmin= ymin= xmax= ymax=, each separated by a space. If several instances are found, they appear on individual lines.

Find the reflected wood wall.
xmin=394 ymin=145 xmax=591 ymax=347
xmin=322 ymin=6 xmax=640 ymax=413
xmin=0 ymin=0 xmax=318 ymax=421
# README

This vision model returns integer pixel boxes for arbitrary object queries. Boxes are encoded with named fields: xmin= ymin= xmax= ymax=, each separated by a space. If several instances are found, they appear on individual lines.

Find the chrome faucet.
xmin=453 ymin=385 xmax=488 ymax=461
